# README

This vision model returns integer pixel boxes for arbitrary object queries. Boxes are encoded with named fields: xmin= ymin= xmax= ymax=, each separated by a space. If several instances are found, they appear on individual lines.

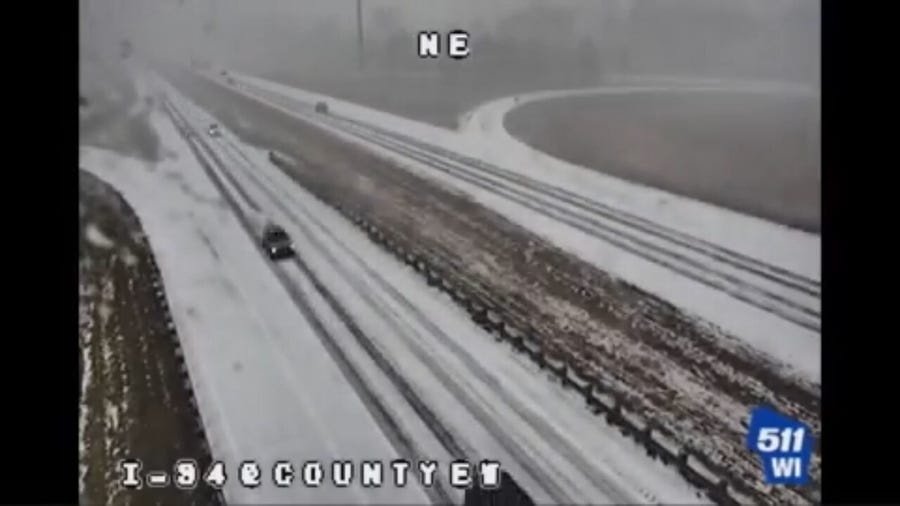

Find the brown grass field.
xmin=505 ymin=92 xmax=820 ymax=231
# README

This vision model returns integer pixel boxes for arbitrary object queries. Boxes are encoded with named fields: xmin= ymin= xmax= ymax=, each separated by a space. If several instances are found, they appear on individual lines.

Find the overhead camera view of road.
xmin=79 ymin=0 xmax=820 ymax=504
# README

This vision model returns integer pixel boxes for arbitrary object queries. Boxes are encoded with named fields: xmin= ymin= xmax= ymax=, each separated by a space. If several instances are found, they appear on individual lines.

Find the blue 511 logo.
xmin=745 ymin=406 xmax=813 ymax=485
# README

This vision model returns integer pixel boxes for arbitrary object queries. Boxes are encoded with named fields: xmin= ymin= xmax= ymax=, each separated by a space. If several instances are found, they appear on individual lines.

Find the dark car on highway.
xmin=261 ymin=224 xmax=295 ymax=260
xmin=315 ymin=101 xmax=329 ymax=114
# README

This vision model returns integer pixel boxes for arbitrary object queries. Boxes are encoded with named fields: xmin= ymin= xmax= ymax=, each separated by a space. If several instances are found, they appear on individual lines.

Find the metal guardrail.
xmin=143 ymin=231 xmax=227 ymax=506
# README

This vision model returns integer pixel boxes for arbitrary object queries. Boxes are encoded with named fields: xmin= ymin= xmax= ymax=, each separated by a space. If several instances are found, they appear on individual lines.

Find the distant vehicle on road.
xmin=260 ymin=223 xmax=295 ymax=260
xmin=207 ymin=123 xmax=221 ymax=137
xmin=315 ymin=101 xmax=329 ymax=114
xmin=268 ymin=150 xmax=292 ymax=167
xmin=120 ymin=39 xmax=133 ymax=59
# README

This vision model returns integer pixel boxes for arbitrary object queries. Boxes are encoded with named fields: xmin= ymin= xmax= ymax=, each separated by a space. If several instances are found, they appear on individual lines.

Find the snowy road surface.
xmin=80 ymin=142 xmax=431 ymax=502
xmin=80 ymin=69 xmax=705 ymax=504
xmin=213 ymin=70 xmax=820 ymax=384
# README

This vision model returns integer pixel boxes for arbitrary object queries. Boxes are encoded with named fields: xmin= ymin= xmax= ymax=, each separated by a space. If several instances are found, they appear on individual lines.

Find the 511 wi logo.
xmin=745 ymin=406 xmax=813 ymax=485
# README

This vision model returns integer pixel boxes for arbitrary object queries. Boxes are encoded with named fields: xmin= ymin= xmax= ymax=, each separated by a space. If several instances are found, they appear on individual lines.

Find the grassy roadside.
xmin=505 ymin=92 xmax=821 ymax=232
xmin=79 ymin=171 xmax=222 ymax=506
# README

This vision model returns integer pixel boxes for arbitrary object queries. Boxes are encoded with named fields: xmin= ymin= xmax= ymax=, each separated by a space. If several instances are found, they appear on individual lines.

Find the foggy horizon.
xmin=81 ymin=0 xmax=820 ymax=87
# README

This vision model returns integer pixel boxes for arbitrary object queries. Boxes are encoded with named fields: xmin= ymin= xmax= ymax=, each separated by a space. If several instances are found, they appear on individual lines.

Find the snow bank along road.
xmin=217 ymin=71 xmax=820 ymax=385
xmin=167 ymin=68 xmax=820 ymax=504
xmin=82 ymin=69 xmax=706 ymax=503
xmin=82 ymin=134 xmax=426 ymax=501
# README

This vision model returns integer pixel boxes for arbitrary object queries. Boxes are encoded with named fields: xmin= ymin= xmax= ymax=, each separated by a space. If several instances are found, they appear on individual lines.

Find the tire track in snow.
xmin=215 ymin=138 xmax=590 ymax=504
xmin=231 ymin=77 xmax=820 ymax=333
xmin=163 ymin=96 xmax=456 ymax=506
xmin=216 ymin=137 xmax=643 ymax=504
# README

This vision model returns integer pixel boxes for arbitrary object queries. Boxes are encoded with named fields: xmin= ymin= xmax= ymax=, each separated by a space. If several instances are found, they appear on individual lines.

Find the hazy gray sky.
xmin=81 ymin=0 xmax=819 ymax=85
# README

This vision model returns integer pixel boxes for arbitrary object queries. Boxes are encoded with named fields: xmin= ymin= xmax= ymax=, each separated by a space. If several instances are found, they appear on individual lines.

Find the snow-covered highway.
xmin=82 ymin=71 xmax=708 ymax=504
xmin=217 ymin=71 xmax=820 ymax=385
xmin=161 ymin=64 xmax=821 ymax=503
xmin=164 ymin=79 xmax=707 ymax=504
